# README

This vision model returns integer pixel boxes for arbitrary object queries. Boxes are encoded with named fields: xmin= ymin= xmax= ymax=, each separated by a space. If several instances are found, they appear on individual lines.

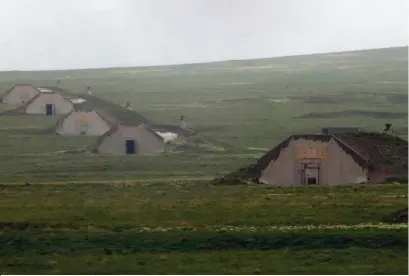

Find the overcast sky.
xmin=0 ymin=0 xmax=407 ymax=71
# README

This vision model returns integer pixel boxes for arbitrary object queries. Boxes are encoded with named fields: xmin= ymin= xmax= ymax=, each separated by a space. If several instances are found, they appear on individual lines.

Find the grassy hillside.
xmin=0 ymin=46 xmax=407 ymax=182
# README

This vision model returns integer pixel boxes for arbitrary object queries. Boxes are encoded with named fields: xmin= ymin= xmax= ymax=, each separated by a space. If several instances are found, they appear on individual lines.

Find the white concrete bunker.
xmin=94 ymin=123 xmax=166 ymax=155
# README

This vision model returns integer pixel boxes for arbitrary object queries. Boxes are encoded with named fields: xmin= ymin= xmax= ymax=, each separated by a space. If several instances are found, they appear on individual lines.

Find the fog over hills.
xmin=0 ymin=0 xmax=407 ymax=71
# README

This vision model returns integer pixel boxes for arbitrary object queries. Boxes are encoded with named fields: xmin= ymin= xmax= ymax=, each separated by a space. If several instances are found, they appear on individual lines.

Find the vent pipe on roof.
xmin=384 ymin=123 xmax=394 ymax=136
xmin=180 ymin=115 xmax=186 ymax=129
xmin=86 ymin=86 xmax=92 ymax=95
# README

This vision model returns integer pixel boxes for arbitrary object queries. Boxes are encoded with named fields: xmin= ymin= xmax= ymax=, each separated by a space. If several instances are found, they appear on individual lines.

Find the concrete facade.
xmin=24 ymin=93 xmax=74 ymax=115
xmin=259 ymin=136 xmax=368 ymax=186
xmin=1 ymin=85 xmax=40 ymax=106
xmin=56 ymin=110 xmax=112 ymax=136
xmin=96 ymin=124 xmax=165 ymax=155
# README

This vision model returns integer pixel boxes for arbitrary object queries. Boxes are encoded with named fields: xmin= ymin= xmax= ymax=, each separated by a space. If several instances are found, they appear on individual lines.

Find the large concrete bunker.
xmin=212 ymin=132 xmax=408 ymax=186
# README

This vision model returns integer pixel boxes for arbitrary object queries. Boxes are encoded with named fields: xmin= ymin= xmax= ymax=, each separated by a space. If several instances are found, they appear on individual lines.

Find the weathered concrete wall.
xmin=259 ymin=137 xmax=368 ymax=186
xmin=323 ymin=138 xmax=368 ymax=185
xmin=56 ymin=111 xmax=111 ymax=136
xmin=2 ymin=86 xmax=40 ymax=106
xmin=25 ymin=93 xmax=73 ymax=115
xmin=259 ymin=139 xmax=297 ymax=186
xmin=97 ymin=124 xmax=165 ymax=155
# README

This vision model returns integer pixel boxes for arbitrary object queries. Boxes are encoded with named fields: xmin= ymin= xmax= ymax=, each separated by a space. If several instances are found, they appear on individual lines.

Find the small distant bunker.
xmin=56 ymin=110 xmax=116 ymax=136
xmin=95 ymin=123 xmax=165 ymax=155
xmin=1 ymin=84 xmax=41 ymax=106
xmin=24 ymin=92 xmax=74 ymax=115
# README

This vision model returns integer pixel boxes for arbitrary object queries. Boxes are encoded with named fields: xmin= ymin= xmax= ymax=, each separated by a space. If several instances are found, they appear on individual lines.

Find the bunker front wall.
xmin=56 ymin=111 xmax=112 ymax=136
xmin=259 ymin=137 xmax=368 ymax=186
xmin=2 ymin=86 xmax=39 ymax=106
xmin=97 ymin=125 xmax=165 ymax=155
xmin=25 ymin=93 xmax=74 ymax=115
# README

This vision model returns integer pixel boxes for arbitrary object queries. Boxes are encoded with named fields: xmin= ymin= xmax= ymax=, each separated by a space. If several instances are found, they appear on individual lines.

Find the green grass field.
xmin=0 ymin=183 xmax=407 ymax=274
xmin=0 ymin=47 xmax=408 ymax=274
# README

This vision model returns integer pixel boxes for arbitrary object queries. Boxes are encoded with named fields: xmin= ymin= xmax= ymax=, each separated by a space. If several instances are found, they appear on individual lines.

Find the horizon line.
xmin=0 ymin=45 xmax=407 ymax=73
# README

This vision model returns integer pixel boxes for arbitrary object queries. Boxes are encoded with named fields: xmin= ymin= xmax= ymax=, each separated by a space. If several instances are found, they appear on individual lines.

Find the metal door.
xmin=45 ymin=104 xmax=53 ymax=115
xmin=125 ymin=139 xmax=136 ymax=154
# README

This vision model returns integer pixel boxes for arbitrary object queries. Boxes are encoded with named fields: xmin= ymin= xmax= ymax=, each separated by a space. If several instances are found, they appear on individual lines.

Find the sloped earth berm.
xmin=209 ymin=164 xmax=260 ymax=185
xmin=337 ymin=132 xmax=408 ymax=176
xmin=381 ymin=208 xmax=408 ymax=224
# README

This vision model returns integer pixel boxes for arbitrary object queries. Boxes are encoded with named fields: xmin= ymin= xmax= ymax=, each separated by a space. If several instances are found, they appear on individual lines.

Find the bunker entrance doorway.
xmin=125 ymin=139 xmax=136 ymax=154
xmin=45 ymin=104 xmax=54 ymax=115
xmin=300 ymin=163 xmax=320 ymax=185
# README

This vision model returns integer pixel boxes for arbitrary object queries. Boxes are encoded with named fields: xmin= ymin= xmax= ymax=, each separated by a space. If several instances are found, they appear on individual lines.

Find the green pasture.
xmin=0 ymin=47 xmax=407 ymax=181
xmin=0 ymin=183 xmax=407 ymax=274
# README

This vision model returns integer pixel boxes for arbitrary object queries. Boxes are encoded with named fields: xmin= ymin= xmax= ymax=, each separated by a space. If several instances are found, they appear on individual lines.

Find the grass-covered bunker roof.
xmin=48 ymin=87 xmax=148 ymax=126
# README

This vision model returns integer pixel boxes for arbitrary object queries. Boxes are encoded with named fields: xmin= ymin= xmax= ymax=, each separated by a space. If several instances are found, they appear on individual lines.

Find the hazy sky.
xmin=0 ymin=0 xmax=407 ymax=71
